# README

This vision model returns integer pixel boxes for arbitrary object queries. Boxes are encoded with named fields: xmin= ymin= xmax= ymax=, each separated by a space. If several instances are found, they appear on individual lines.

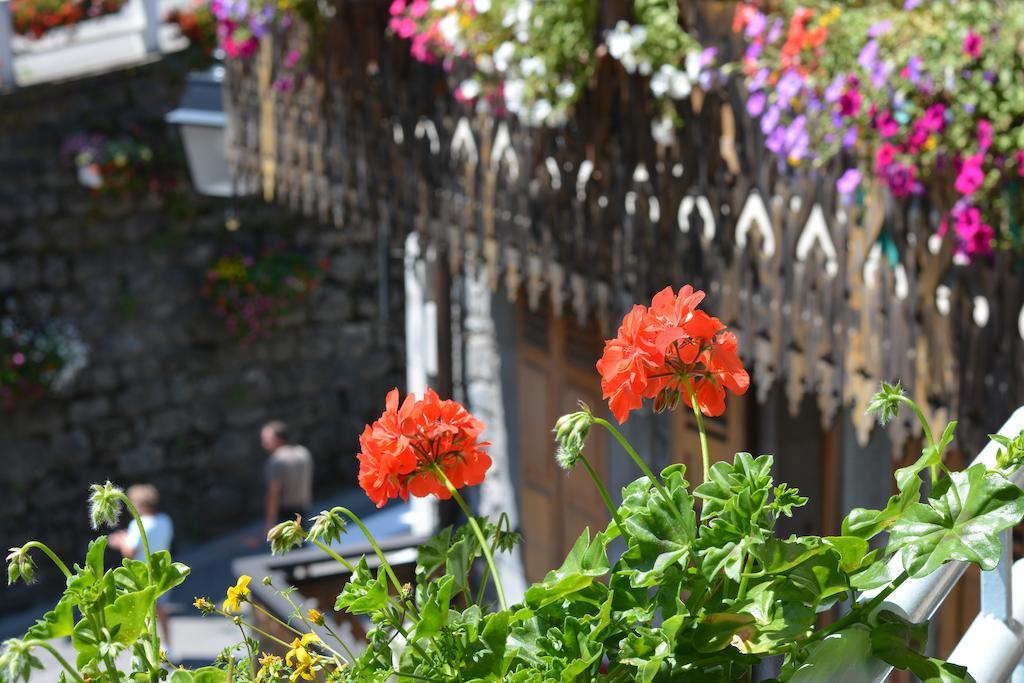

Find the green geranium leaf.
xmin=412 ymin=574 xmax=454 ymax=642
xmin=169 ymin=668 xmax=228 ymax=683
xmin=524 ymin=529 xmax=610 ymax=609
xmin=871 ymin=612 xmax=974 ymax=682
xmin=335 ymin=556 xmax=390 ymax=616
xmin=889 ymin=464 xmax=1024 ymax=577
xmin=789 ymin=627 xmax=874 ymax=682
xmin=620 ymin=615 xmax=685 ymax=683
xmin=842 ymin=477 xmax=921 ymax=541
xmin=895 ymin=421 xmax=957 ymax=492
xmin=692 ymin=612 xmax=755 ymax=653
xmin=822 ymin=536 xmax=872 ymax=573
xmin=850 ymin=559 xmax=893 ymax=591
xmin=619 ymin=465 xmax=696 ymax=586
xmin=24 ymin=593 xmax=74 ymax=641
xmin=416 ymin=526 xmax=453 ymax=581
xmin=694 ymin=453 xmax=773 ymax=527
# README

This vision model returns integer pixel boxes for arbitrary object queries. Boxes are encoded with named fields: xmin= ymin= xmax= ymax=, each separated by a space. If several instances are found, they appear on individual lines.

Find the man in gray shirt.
xmin=262 ymin=420 xmax=313 ymax=532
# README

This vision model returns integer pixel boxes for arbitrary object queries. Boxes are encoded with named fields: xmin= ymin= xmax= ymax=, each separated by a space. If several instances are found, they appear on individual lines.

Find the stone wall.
xmin=0 ymin=58 xmax=404 ymax=611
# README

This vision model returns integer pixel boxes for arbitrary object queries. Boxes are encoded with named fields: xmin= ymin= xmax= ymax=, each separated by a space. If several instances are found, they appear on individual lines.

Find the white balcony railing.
xmin=0 ymin=0 xmax=189 ymax=90
xmin=835 ymin=407 xmax=1024 ymax=683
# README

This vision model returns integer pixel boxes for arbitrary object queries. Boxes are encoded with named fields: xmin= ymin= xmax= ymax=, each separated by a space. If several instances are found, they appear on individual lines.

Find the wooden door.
xmin=516 ymin=303 xmax=609 ymax=583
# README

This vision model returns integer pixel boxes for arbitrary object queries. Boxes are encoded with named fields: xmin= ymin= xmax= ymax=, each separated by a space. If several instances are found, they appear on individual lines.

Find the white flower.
xmin=606 ymin=27 xmax=632 ymax=60
xmin=555 ymin=81 xmax=576 ymax=99
xmin=669 ymin=70 xmax=692 ymax=99
xmin=520 ymin=56 xmax=546 ymax=77
xmin=651 ymin=117 xmax=675 ymax=145
xmin=474 ymin=0 xmax=491 ymax=12
xmin=476 ymin=54 xmax=494 ymax=74
xmin=432 ymin=0 xmax=456 ymax=9
xmin=530 ymin=99 xmax=553 ymax=124
xmin=685 ymin=51 xmax=703 ymax=81
xmin=504 ymin=78 xmax=525 ymax=109
xmin=650 ymin=66 xmax=672 ymax=98
xmin=438 ymin=15 xmax=460 ymax=44
xmin=494 ymin=42 xmax=516 ymax=72
xmin=638 ymin=61 xmax=652 ymax=77
xmin=629 ymin=24 xmax=647 ymax=45
xmin=458 ymin=79 xmax=481 ymax=100
xmin=619 ymin=53 xmax=638 ymax=74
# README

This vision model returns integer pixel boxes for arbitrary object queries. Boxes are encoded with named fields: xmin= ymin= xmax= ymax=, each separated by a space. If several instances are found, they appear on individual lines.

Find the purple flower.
xmin=837 ymin=168 xmax=862 ymax=195
xmin=842 ymin=126 xmax=858 ymax=149
xmin=904 ymin=0 xmax=921 ymax=8
xmin=749 ymin=67 xmax=770 ymax=91
xmin=868 ymin=20 xmax=893 ymax=38
xmin=747 ymin=91 xmax=767 ymax=117
xmin=745 ymin=12 xmax=767 ymax=39
xmin=824 ymin=75 xmax=844 ymax=104
xmin=700 ymin=47 xmax=718 ymax=67
xmin=12 ymin=352 xmax=26 ymax=367
xmin=777 ymin=70 xmax=804 ymax=101
xmin=858 ymin=40 xmax=880 ymax=72
xmin=760 ymin=106 xmax=781 ymax=135
xmin=766 ymin=127 xmax=786 ymax=154
xmin=744 ymin=42 xmax=763 ymax=62
xmin=902 ymin=55 xmax=923 ymax=85
xmin=767 ymin=18 xmax=783 ymax=43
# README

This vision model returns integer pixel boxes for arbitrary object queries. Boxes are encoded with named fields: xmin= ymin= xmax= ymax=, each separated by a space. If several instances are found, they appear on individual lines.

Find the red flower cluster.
xmin=596 ymin=285 xmax=750 ymax=423
xmin=357 ymin=388 xmax=492 ymax=508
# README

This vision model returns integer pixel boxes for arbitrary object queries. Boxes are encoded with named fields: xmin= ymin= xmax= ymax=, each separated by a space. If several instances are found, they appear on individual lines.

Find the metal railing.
xmin=0 ymin=0 xmax=178 ymax=91
xmin=849 ymin=407 xmax=1024 ymax=682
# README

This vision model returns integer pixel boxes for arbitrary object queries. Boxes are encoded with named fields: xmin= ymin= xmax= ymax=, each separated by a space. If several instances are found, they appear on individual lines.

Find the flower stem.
xmin=333 ymin=508 xmax=408 ymax=604
xmin=433 ymin=469 xmax=508 ymax=611
xmin=593 ymin=417 xmax=681 ymax=518
xmin=580 ymin=454 xmax=625 ymax=532
xmin=115 ymin=491 xmax=159 ymax=682
xmin=679 ymin=375 xmax=712 ymax=485
xmin=21 ymin=541 xmax=71 ymax=579
xmin=898 ymin=395 xmax=938 ymax=484
xmin=29 ymin=641 xmax=84 ymax=683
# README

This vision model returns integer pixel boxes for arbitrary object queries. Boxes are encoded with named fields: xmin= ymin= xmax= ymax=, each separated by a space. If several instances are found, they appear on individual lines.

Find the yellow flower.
xmin=257 ymin=652 xmax=283 ymax=681
xmin=288 ymin=646 xmax=315 ymax=682
xmin=223 ymin=575 xmax=252 ymax=613
xmin=285 ymin=633 xmax=319 ymax=682
xmin=307 ymin=608 xmax=324 ymax=626
xmin=193 ymin=597 xmax=213 ymax=613
xmin=925 ymin=135 xmax=938 ymax=151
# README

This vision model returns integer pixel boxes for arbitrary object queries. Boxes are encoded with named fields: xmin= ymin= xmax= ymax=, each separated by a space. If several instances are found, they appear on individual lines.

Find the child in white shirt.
xmin=109 ymin=484 xmax=175 ymax=651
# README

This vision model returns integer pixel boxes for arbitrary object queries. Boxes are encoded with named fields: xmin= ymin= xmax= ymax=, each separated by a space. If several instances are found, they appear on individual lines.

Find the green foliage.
xmin=4 ymin=384 xmax=1017 ymax=682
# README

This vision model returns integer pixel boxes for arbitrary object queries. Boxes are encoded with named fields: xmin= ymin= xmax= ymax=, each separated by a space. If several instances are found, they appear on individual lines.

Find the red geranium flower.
xmin=597 ymin=285 xmax=750 ymax=423
xmin=357 ymin=388 xmax=491 ymax=508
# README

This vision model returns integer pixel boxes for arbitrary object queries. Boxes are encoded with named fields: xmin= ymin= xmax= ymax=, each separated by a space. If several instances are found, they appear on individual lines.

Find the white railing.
xmin=846 ymin=407 xmax=1024 ymax=683
xmin=0 ymin=0 xmax=188 ymax=91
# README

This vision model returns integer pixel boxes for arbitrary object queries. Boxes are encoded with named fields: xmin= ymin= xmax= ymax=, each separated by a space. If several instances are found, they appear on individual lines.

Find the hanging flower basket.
xmin=0 ymin=317 xmax=89 ymax=410
xmin=10 ymin=0 xmax=128 ymax=38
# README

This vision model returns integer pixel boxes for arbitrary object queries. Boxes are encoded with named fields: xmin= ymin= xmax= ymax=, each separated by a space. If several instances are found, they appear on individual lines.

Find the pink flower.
xmin=838 ymin=89 xmax=861 ymax=117
xmin=391 ymin=16 xmax=417 ymax=39
xmin=408 ymin=0 xmax=429 ymax=18
xmin=284 ymin=49 xmax=301 ymax=69
xmin=874 ymin=143 xmax=897 ymax=172
xmin=922 ymin=103 xmax=946 ymax=132
xmin=12 ymin=352 xmax=25 ymax=367
xmin=907 ymin=122 xmax=929 ymax=151
xmin=963 ymin=30 xmax=983 ymax=58
xmin=875 ymin=111 xmax=899 ymax=137
xmin=1016 ymin=150 xmax=1024 ymax=176
xmin=954 ymin=153 xmax=985 ymax=195
xmin=977 ymin=120 xmax=993 ymax=152
xmin=389 ymin=0 xmax=406 ymax=15
xmin=954 ymin=206 xmax=995 ymax=258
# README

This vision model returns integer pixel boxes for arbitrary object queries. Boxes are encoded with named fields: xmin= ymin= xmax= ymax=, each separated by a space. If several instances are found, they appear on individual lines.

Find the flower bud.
xmin=267 ymin=516 xmax=307 ymax=555
xmin=307 ymin=608 xmax=325 ymax=626
xmin=88 ymin=481 xmax=124 ymax=530
xmin=6 ymin=547 xmax=35 ymax=585
xmin=193 ymin=597 xmax=215 ymax=614
xmin=866 ymin=380 xmax=904 ymax=425
xmin=262 ymin=575 xmax=273 ymax=586
xmin=554 ymin=404 xmax=594 ymax=471
xmin=307 ymin=508 xmax=347 ymax=546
